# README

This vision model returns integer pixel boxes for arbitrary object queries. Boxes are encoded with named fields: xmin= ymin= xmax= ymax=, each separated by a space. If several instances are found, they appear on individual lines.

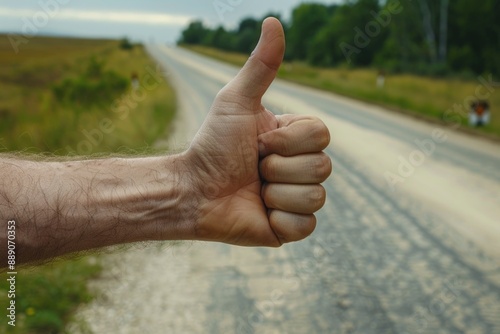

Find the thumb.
xmin=226 ymin=17 xmax=285 ymax=100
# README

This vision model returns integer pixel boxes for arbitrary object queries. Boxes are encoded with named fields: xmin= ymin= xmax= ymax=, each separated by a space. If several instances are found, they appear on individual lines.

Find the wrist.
xmin=142 ymin=152 xmax=200 ymax=242
xmin=87 ymin=154 xmax=199 ymax=244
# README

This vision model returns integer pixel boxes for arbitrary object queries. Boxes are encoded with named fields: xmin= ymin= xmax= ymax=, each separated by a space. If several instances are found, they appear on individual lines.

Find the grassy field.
xmin=0 ymin=35 xmax=176 ymax=333
xmin=0 ymin=36 xmax=176 ymax=154
xmin=0 ymin=257 xmax=102 ymax=334
xmin=184 ymin=45 xmax=500 ymax=139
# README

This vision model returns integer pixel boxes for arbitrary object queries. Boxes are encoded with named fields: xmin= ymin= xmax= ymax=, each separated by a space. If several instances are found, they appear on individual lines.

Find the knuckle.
xmin=265 ymin=130 xmax=289 ymax=156
xmin=310 ymin=121 xmax=330 ymax=150
xmin=261 ymin=183 xmax=270 ymax=199
xmin=214 ymin=85 xmax=232 ymax=102
xmin=312 ymin=153 xmax=332 ymax=181
xmin=261 ymin=185 xmax=273 ymax=208
xmin=260 ymin=155 xmax=278 ymax=181
xmin=280 ymin=128 xmax=295 ymax=156
xmin=307 ymin=185 xmax=326 ymax=211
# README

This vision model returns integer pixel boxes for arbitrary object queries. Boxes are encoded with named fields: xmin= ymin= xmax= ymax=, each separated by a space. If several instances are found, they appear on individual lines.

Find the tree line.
xmin=179 ymin=0 xmax=499 ymax=78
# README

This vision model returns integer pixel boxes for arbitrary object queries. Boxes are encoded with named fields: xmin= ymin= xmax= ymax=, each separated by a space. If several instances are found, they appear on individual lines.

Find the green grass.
xmin=184 ymin=45 xmax=500 ymax=139
xmin=0 ymin=36 xmax=176 ymax=154
xmin=0 ymin=257 xmax=101 ymax=334
xmin=0 ymin=35 xmax=177 ymax=333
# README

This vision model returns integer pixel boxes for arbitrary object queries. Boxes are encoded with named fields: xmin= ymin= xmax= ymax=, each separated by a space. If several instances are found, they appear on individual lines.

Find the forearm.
xmin=0 ymin=154 xmax=196 ymax=265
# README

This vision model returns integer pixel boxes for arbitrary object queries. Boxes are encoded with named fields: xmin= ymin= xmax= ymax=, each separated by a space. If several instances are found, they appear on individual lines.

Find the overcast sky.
xmin=0 ymin=0 xmax=341 ymax=44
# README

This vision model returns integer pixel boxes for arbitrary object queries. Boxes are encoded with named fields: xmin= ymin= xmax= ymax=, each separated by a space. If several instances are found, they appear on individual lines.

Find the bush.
xmin=119 ymin=37 xmax=134 ymax=50
xmin=52 ymin=57 xmax=128 ymax=106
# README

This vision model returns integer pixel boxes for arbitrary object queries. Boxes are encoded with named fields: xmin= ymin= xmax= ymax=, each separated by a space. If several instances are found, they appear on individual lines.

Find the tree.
xmin=119 ymin=37 xmax=134 ymax=50
xmin=179 ymin=21 xmax=209 ymax=45
xmin=288 ymin=4 xmax=330 ymax=60
xmin=238 ymin=17 xmax=259 ymax=34
xmin=447 ymin=0 xmax=500 ymax=76
xmin=438 ymin=0 xmax=449 ymax=62
xmin=415 ymin=0 xmax=438 ymax=63
xmin=307 ymin=0 xmax=383 ymax=67
xmin=375 ymin=0 xmax=429 ymax=72
xmin=235 ymin=17 xmax=260 ymax=54
xmin=178 ymin=0 xmax=500 ymax=77
xmin=207 ymin=26 xmax=235 ymax=51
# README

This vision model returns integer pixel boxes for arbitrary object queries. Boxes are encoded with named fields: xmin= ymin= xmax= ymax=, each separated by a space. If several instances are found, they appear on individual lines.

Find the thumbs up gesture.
xmin=187 ymin=18 xmax=332 ymax=246
xmin=0 ymin=17 xmax=331 ymax=266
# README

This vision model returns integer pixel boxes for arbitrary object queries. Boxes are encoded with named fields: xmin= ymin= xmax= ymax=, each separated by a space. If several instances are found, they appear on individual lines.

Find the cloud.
xmin=0 ymin=7 xmax=192 ymax=26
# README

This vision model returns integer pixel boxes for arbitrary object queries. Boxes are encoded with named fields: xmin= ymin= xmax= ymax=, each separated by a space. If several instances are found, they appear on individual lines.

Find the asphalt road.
xmin=73 ymin=46 xmax=500 ymax=334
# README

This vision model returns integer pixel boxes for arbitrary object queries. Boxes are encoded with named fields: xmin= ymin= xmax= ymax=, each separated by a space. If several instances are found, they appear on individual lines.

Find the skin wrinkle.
xmin=213 ymin=95 xmax=255 ymax=114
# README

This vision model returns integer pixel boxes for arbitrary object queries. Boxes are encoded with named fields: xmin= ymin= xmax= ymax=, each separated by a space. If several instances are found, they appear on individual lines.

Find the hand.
xmin=185 ymin=18 xmax=332 ymax=246
xmin=0 ymin=18 xmax=331 ymax=264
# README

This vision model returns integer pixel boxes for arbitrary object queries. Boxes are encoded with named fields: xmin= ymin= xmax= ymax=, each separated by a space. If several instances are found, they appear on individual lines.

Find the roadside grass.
xmin=0 ymin=257 xmax=101 ymax=334
xmin=184 ymin=45 xmax=500 ymax=138
xmin=0 ymin=36 xmax=176 ymax=154
xmin=0 ymin=35 xmax=176 ymax=333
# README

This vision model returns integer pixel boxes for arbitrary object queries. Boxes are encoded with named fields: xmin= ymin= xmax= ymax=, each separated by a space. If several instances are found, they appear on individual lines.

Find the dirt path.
xmin=68 ymin=46 xmax=500 ymax=334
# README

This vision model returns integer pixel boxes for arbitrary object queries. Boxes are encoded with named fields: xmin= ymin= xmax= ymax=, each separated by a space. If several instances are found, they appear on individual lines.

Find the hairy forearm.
xmin=0 ymin=154 xmax=196 ymax=265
